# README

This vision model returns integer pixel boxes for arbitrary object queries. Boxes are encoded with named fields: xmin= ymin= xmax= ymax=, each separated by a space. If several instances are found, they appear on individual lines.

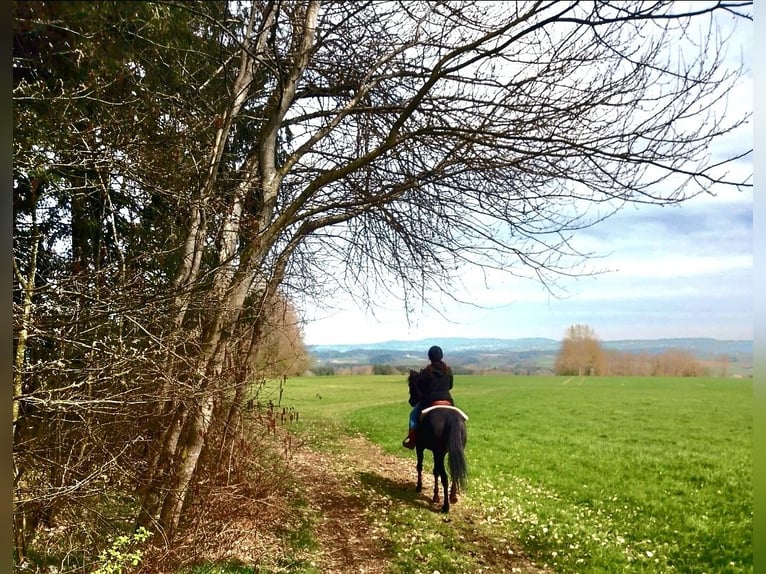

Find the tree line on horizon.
xmin=554 ymin=324 xmax=724 ymax=378
xmin=303 ymin=324 xmax=739 ymax=377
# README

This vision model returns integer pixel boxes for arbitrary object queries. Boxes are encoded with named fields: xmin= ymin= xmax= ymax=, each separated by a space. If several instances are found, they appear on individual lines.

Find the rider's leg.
xmin=402 ymin=404 xmax=421 ymax=449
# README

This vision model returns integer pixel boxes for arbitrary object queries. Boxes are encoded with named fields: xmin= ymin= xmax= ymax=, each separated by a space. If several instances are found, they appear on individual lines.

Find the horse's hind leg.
xmin=416 ymin=447 xmax=424 ymax=493
xmin=449 ymin=481 xmax=458 ymax=504
xmin=433 ymin=453 xmax=449 ymax=513
xmin=431 ymin=473 xmax=440 ymax=505
xmin=431 ymin=453 xmax=442 ymax=505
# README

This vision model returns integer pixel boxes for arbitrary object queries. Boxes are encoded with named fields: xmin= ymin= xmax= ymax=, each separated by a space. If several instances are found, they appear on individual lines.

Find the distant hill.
xmin=307 ymin=337 xmax=752 ymax=375
xmin=309 ymin=336 xmax=561 ymax=354
xmin=601 ymin=338 xmax=752 ymax=356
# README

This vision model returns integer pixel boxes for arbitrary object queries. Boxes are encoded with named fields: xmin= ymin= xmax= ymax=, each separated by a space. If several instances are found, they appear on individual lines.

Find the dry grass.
xmin=137 ymin=423 xmax=550 ymax=574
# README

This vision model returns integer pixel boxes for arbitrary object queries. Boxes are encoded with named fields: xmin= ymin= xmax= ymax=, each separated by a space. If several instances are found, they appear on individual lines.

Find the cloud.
xmin=302 ymin=190 xmax=753 ymax=344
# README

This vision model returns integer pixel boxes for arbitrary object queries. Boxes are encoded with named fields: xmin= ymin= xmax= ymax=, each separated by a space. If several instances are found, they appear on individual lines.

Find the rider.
xmin=402 ymin=345 xmax=455 ymax=449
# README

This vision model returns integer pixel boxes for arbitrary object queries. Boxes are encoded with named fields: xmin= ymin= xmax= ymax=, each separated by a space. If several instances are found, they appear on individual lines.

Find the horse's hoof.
xmin=450 ymin=495 xmax=458 ymax=504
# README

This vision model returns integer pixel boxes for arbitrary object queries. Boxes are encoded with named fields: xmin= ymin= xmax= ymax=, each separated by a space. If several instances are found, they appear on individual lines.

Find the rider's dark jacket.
xmin=412 ymin=361 xmax=454 ymax=406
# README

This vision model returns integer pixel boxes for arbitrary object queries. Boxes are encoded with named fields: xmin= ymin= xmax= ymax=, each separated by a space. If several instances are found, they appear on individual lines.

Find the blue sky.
xmin=302 ymin=186 xmax=752 ymax=345
xmin=301 ymin=9 xmax=753 ymax=346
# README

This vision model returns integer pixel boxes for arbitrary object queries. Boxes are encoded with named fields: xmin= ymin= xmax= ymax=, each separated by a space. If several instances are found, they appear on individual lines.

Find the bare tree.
xmin=603 ymin=348 xmax=706 ymax=376
xmin=14 ymin=0 xmax=752 ymax=556
xmin=555 ymin=324 xmax=606 ymax=376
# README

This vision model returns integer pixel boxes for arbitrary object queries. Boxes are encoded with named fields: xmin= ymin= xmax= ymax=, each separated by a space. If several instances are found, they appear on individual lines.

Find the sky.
xmin=301 ymin=9 xmax=754 ymax=347
xmin=302 ymin=187 xmax=753 ymax=345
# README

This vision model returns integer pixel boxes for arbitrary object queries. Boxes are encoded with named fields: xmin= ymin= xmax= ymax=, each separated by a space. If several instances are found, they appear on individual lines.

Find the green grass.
xmin=278 ymin=374 xmax=752 ymax=574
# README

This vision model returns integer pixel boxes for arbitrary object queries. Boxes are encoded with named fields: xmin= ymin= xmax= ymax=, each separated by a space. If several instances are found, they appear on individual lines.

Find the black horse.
xmin=407 ymin=369 xmax=468 ymax=513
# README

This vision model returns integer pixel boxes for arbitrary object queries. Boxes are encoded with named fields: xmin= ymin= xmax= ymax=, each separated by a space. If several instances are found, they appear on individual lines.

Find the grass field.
xmin=277 ymin=374 xmax=752 ymax=574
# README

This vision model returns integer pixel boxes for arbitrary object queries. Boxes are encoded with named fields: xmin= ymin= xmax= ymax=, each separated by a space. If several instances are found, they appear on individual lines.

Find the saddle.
xmin=419 ymin=400 xmax=469 ymax=422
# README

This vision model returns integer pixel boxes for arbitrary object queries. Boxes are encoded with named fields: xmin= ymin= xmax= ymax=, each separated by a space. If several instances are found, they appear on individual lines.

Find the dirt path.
xmin=290 ymin=434 xmax=552 ymax=574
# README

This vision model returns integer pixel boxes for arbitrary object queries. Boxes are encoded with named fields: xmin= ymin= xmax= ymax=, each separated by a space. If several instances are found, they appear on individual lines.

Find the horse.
xmin=407 ymin=369 xmax=468 ymax=513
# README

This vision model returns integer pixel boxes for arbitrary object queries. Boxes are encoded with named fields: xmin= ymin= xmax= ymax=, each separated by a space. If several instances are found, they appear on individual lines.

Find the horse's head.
xmin=408 ymin=369 xmax=423 ymax=406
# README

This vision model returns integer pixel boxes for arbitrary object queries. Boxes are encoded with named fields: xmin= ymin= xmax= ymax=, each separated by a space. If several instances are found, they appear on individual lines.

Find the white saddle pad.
xmin=420 ymin=405 xmax=469 ymax=421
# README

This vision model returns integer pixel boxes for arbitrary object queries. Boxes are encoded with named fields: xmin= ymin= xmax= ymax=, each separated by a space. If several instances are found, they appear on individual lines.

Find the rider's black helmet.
xmin=427 ymin=345 xmax=443 ymax=362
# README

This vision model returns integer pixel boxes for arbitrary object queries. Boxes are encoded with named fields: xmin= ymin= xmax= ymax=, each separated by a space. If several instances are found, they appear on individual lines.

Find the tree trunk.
xmin=142 ymin=2 xmax=321 ymax=536
xmin=12 ymin=193 xmax=40 ymax=563
xmin=159 ymin=395 xmax=215 ymax=532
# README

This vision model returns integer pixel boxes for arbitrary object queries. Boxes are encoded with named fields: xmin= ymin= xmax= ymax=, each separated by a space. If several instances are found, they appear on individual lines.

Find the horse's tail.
xmin=446 ymin=414 xmax=468 ymax=492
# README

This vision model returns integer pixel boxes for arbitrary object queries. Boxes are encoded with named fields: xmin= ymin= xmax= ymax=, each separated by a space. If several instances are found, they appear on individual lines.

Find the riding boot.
xmin=402 ymin=429 xmax=416 ymax=449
